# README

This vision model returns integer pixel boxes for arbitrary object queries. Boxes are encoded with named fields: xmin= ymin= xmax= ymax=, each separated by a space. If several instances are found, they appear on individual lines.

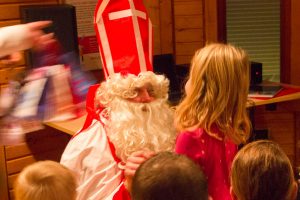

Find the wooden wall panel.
xmin=173 ymin=0 xmax=204 ymax=64
xmin=203 ymin=0 xmax=218 ymax=43
xmin=0 ymin=1 xmax=57 ymax=20
xmin=175 ymin=16 xmax=203 ymax=29
xmin=173 ymin=1 xmax=203 ymax=16
xmin=290 ymin=0 xmax=300 ymax=85
xmin=173 ymin=0 xmax=219 ymax=64
xmin=144 ymin=0 xmax=161 ymax=55
xmin=158 ymin=0 xmax=173 ymax=54
xmin=176 ymin=42 xmax=203 ymax=55
xmin=0 ymin=0 xmax=51 ymax=3
xmin=144 ymin=0 xmax=173 ymax=55
xmin=175 ymin=29 xmax=203 ymax=43
xmin=176 ymin=55 xmax=193 ymax=65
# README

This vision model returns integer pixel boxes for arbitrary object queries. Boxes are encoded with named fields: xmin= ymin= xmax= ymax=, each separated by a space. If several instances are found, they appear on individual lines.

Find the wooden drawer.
xmin=0 ymin=84 xmax=8 ymax=93
xmin=8 ymin=174 xmax=18 ymax=190
xmin=5 ymin=131 xmax=70 ymax=160
xmin=0 ymin=68 xmax=11 ymax=84
xmin=6 ymin=155 xmax=35 ymax=175
xmin=7 ymin=148 xmax=63 ymax=185
xmin=8 ymin=66 xmax=26 ymax=81
xmin=0 ymin=67 xmax=25 ymax=84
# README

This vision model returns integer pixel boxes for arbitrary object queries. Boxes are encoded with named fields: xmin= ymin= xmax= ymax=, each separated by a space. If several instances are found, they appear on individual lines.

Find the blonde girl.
xmin=175 ymin=43 xmax=251 ymax=200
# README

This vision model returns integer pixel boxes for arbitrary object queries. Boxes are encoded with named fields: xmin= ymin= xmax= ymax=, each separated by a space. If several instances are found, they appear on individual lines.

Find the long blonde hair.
xmin=175 ymin=43 xmax=251 ymax=144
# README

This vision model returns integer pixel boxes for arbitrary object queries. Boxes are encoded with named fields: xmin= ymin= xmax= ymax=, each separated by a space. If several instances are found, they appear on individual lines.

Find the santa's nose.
xmin=138 ymin=88 xmax=154 ymax=103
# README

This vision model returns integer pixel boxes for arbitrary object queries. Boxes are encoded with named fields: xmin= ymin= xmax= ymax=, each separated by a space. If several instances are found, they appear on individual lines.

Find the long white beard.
xmin=102 ymin=98 xmax=176 ymax=162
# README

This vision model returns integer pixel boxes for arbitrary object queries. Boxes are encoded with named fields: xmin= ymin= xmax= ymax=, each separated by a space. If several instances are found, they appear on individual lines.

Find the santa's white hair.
xmin=95 ymin=71 xmax=176 ymax=162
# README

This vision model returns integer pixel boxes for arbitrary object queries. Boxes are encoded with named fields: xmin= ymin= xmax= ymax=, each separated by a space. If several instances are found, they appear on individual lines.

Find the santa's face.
xmin=105 ymin=97 xmax=176 ymax=162
xmin=97 ymin=72 xmax=176 ymax=162
xmin=126 ymin=83 xmax=155 ymax=103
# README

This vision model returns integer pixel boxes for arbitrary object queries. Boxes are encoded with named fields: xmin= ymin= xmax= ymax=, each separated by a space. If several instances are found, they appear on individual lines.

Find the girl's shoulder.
xmin=180 ymin=127 xmax=204 ymax=137
xmin=179 ymin=126 xmax=224 ymax=140
xmin=175 ymin=128 xmax=205 ymax=156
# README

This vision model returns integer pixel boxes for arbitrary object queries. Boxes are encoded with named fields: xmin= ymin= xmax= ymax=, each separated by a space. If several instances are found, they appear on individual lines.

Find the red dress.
xmin=175 ymin=127 xmax=237 ymax=200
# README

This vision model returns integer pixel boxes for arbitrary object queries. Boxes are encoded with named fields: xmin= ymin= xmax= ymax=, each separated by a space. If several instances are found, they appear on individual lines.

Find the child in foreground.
xmin=230 ymin=140 xmax=298 ymax=200
xmin=131 ymin=151 xmax=210 ymax=200
xmin=14 ymin=160 xmax=77 ymax=200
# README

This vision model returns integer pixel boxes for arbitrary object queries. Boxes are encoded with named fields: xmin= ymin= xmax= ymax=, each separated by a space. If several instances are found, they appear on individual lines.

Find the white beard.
xmin=102 ymin=97 xmax=176 ymax=162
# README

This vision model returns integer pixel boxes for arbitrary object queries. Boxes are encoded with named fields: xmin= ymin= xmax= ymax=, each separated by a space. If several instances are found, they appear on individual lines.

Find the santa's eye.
xmin=133 ymin=84 xmax=155 ymax=98
xmin=146 ymin=86 xmax=155 ymax=96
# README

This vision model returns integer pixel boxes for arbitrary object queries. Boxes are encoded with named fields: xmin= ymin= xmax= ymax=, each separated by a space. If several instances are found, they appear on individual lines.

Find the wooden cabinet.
xmin=0 ymin=127 xmax=71 ymax=200
xmin=253 ymin=99 xmax=300 ymax=167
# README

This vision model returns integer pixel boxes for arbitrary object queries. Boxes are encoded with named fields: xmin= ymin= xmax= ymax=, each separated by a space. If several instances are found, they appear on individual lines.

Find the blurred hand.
xmin=33 ymin=32 xmax=56 ymax=51
xmin=0 ymin=21 xmax=54 ymax=58
xmin=20 ymin=21 xmax=54 ymax=49
xmin=124 ymin=150 xmax=155 ymax=192
xmin=125 ymin=150 xmax=155 ymax=178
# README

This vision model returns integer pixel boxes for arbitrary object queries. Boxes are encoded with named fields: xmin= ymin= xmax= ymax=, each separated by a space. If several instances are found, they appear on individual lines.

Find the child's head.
xmin=230 ymin=140 xmax=298 ymax=200
xmin=175 ymin=43 xmax=251 ymax=144
xmin=14 ymin=160 xmax=77 ymax=200
xmin=131 ymin=151 xmax=209 ymax=200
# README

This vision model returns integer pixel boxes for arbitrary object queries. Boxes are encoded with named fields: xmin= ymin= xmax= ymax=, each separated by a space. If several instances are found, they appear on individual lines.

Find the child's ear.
xmin=230 ymin=186 xmax=238 ymax=200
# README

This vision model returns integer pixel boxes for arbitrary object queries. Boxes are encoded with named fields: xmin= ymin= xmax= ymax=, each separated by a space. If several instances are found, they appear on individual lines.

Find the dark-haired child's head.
xmin=131 ymin=151 xmax=209 ymax=200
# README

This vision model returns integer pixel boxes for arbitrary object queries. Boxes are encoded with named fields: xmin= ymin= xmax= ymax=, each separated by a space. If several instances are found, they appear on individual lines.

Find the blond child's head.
xmin=230 ymin=140 xmax=298 ymax=200
xmin=175 ymin=43 xmax=251 ymax=144
xmin=14 ymin=160 xmax=77 ymax=200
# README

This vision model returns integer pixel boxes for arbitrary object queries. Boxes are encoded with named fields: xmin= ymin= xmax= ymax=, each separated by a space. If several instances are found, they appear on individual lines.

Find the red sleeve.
xmin=78 ymin=84 xmax=102 ymax=133
xmin=113 ymin=184 xmax=131 ymax=200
